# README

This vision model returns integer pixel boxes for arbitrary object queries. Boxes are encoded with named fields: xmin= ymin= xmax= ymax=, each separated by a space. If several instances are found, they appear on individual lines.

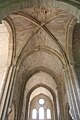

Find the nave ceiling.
xmin=0 ymin=0 xmax=80 ymax=120
xmin=4 ymin=6 xmax=77 ymax=120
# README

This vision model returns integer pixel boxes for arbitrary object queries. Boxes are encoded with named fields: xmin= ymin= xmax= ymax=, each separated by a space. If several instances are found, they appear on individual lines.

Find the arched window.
xmin=39 ymin=107 xmax=44 ymax=119
xmin=30 ymin=94 xmax=52 ymax=120
xmin=32 ymin=109 xmax=37 ymax=119
xmin=47 ymin=109 xmax=51 ymax=119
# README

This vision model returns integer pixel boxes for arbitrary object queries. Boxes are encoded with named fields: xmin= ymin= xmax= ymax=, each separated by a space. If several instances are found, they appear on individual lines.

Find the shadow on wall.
xmin=72 ymin=23 xmax=80 ymax=87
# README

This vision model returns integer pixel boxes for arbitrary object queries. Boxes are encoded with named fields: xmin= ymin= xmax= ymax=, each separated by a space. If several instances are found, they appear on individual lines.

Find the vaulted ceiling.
xmin=0 ymin=1 xmax=80 ymax=120
xmin=4 ymin=7 xmax=77 ymax=119
xmin=6 ymin=7 xmax=76 ymax=91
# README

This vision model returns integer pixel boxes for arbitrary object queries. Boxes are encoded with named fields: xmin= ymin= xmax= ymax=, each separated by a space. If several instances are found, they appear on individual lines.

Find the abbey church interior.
xmin=0 ymin=0 xmax=80 ymax=120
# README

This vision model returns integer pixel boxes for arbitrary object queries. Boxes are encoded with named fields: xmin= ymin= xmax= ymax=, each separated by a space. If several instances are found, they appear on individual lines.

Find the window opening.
xmin=47 ymin=109 xmax=51 ymax=119
xmin=30 ymin=94 xmax=53 ymax=120
xmin=32 ymin=109 xmax=37 ymax=119
xmin=39 ymin=107 xmax=44 ymax=119
xmin=39 ymin=99 xmax=44 ymax=105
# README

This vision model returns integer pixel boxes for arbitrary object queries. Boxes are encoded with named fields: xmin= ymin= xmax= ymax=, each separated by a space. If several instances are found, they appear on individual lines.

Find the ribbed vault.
xmin=1 ymin=5 xmax=79 ymax=120
xmin=4 ymin=7 xmax=76 ymax=120
xmin=0 ymin=1 xmax=80 ymax=120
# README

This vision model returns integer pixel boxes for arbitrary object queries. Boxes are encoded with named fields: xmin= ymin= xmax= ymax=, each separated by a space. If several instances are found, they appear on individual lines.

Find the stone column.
xmin=57 ymin=86 xmax=65 ymax=120
xmin=69 ymin=64 xmax=80 ymax=103
xmin=4 ymin=116 xmax=8 ymax=120
xmin=63 ymin=64 xmax=80 ymax=120
xmin=68 ymin=64 xmax=80 ymax=119
xmin=53 ymin=98 xmax=58 ymax=120
xmin=0 ymin=64 xmax=16 ymax=120
xmin=65 ymin=103 xmax=73 ymax=120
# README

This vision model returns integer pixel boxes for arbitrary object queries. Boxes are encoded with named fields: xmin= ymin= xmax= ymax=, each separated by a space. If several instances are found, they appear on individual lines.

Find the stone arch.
xmin=28 ymin=93 xmax=54 ymax=120
xmin=29 ymin=87 xmax=53 ymax=102
xmin=21 ymin=83 xmax=58 ymax=120
xmin=13 ymin=11 xmax=69 ymax=66
xmin=17 ymin=47 xmax=65 ymax=68
xmin=0 ymin=19 xmax=14 ymax=102
xmin=0 ymin=19 xmax=16 ymax=120
xmin=17 ymin=67 xmax=64 ymax=120
xmin=4 ymin=17 xmax=16 ymax=61
xmin=0 ymin=1 xmax=80 ymax=120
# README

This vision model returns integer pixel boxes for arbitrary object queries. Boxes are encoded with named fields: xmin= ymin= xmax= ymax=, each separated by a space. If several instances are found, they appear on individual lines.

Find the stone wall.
xmin=0 ymin=0 xmax=80 ymax=21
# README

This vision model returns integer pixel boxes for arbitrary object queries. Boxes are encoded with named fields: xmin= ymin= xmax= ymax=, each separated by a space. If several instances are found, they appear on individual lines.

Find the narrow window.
xmin=39 ymin=107 xmax=44 ymax=119
xmin=47 ymin=109 xmax=51 ymax=119
xmin=32 ymin=109 xmax=37 ymax=119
